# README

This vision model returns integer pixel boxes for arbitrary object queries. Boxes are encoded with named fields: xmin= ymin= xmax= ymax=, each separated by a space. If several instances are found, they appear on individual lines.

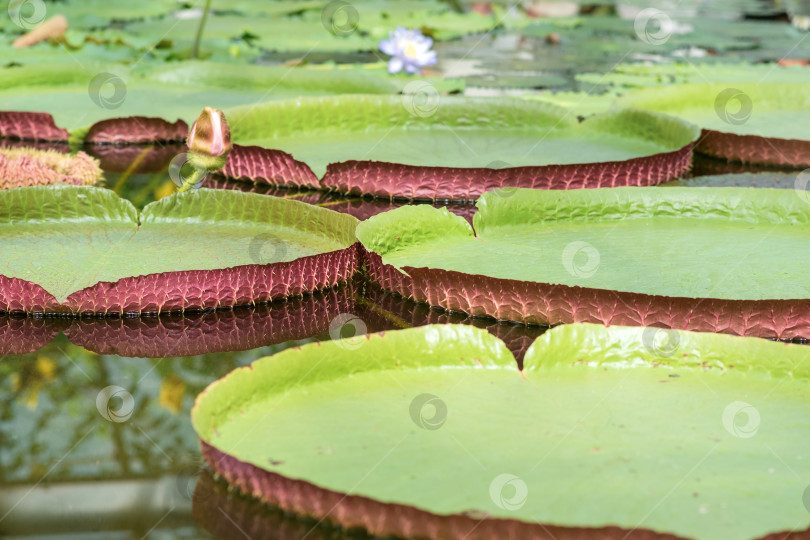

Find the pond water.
xmin=2 ymin=5 xmax=809 ymax=538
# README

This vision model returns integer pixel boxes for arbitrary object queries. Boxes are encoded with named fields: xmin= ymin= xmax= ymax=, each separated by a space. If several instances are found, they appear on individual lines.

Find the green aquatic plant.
xmin=193 ymin=323 xmax=810 ymax=540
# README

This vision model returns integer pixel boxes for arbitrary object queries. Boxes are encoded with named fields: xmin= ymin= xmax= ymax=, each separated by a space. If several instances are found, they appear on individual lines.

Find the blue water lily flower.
xmin=379 ymin=27 xmax=437 ymax=75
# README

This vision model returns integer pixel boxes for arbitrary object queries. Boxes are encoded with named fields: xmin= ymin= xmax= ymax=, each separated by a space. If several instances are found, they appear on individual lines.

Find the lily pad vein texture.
xmin=617 ymin=82 xmax=810 ymax=168
xmin=192 ymin=323 xmax=810 ymax=540
xmin=222 ymin=95 xmax=700 ymax=201
xmin=357 ymin=186 xmax=810 ymax=339
xmin=0 ymin=185 xmax=358 ymax=314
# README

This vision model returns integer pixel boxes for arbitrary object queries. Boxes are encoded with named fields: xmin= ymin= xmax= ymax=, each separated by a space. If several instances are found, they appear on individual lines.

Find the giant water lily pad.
xmin=0 ymin=62 xmax=400 ymax=142
xmin=618 ymin=83 xmax=810 ymax=168
xmin=224 ymin=95 xmax=698 ymax=200
xmin=192 ymin=323 xmax=810 ymax=540
xmin=0 ymin=186 xmax=358 ymax=314
xmin=358 ymin=186 xmax=810 ymax=339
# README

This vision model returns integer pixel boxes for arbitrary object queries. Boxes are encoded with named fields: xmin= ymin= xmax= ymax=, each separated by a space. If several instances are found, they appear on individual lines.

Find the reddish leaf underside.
xmin=0 ymin=111 xmax=69 ymax=141
xmin=64 ymin=283 xmax=358 ymax=357
xmin=363 ymin=250 xmax=810 ymax=340
xmin=697 ymin=129 xmax=810 ymax=168
xmin=0 ymin=246 xmax=359 ymax=316
xmin=219 ymin=144 xmax=320 ymax=189
xmin=0 ymin=111 xmax=188 ymax=146
xmin=360 ymin=282 xmax=542 ymax=363
xmin=84 ymin=116 xmax=189 ymax=145
xmin=215 ymin=143 xmax=694 ymax=201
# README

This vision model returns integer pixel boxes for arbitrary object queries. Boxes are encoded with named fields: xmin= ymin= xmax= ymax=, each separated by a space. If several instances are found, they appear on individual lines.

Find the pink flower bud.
xmin=187 ymin=107 xmax=232 ymax=166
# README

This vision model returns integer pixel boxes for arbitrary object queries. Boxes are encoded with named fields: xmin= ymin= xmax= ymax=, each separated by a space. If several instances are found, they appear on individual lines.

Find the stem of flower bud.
xmin=191 ymin=0 xmax=212 ymax=59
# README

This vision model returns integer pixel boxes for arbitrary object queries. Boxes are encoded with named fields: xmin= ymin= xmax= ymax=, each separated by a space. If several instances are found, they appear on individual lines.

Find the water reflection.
xmin=0 ymin=281 xmax=364 ymax=358
xmin=194 ymin=469 xmax=369 ymax=540
xmin=0 ymin=276 xmax=548 ymax=538
xmin=85 ymin=142 xmax=183 ymax=174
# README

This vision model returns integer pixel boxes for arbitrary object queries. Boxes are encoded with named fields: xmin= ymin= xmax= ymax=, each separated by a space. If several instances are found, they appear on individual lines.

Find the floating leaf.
xmin=225 ymin=95 xmax=698 ymax=200
xmin=619 ymin=82 xmax=810 ymax=168
xmin=0 ymin=186 xmax=358 ymax=314
xmin=357 ymin=186 xmax=810 ymax=338
xmin=193 ymin=323 xmax=810 ymax=540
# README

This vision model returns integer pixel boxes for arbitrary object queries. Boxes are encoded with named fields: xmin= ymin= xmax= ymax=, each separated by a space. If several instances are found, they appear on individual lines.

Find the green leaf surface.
xmin=521 ymin=90 xmax=618 ymax=117
xmin=617 ymin=82 xmax=810 ymax=140
xmin=227 ymin=95 xmax=698 ymax=178
xmin=192 ymin=323 xmax=810 ymax=540
xmin=0 ymin=185 xmax=357 ymax=302
xmin=0 ymin=0 xmax=177 ymax=30
xmin=357 ymin=186 xmax=810 ymax=301
xmin=576 ymin=62 xmax=810 ymax=90
xmin=124 ymin=14 xmax=374 ymax=53
xmin=0 ymin=62 xmax=400 ymax=130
